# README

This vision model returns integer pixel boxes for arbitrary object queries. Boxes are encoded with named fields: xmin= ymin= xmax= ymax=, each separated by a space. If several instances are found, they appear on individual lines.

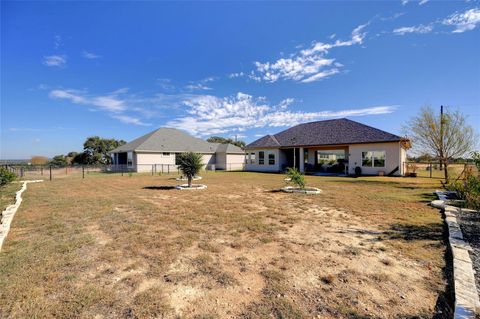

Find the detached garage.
xmin=109 ymin=127 xmax=245 ymax=172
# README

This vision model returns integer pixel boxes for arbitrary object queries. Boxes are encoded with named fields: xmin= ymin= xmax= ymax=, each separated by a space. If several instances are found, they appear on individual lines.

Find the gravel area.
xmin=457 ymin=209 xmax=480 ymax=294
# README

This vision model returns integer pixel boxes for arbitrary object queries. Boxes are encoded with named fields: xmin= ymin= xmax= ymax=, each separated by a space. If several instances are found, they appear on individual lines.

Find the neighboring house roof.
xmin=110 ymin=127 xmax=244 ymax=154
xmin=246 ymin=118 xmax=402 ymax=149
xmin=213 ymin=143 xmax=245 ymax=154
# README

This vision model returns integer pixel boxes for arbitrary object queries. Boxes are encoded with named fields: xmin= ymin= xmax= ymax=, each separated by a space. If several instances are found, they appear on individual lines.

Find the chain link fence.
xmin=3 ymin=162 xmax=245 ymax=181
xmin=403 ymin=161 xmax=477 ymax=180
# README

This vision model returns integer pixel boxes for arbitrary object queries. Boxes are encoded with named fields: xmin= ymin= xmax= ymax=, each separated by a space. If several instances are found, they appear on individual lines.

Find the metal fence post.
xmin=168 ymin=165 xmax=170 ymax=174
xmin=429 ymin=162 xmax=432 ymax=178
xmin=82 ymin=166 xmax=85 ymax=179
xmin=152 ymin=165 xmax=154 ymax=176
xmin=49 ymin=166 xmax=52 ymax=181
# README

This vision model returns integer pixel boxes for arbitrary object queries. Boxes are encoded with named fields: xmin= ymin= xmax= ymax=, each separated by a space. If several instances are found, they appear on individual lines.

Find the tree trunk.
xmin=443 ymin=163 xmax=449 ymax=183
xmin=188 ymin=176 xmax=192 ymax=188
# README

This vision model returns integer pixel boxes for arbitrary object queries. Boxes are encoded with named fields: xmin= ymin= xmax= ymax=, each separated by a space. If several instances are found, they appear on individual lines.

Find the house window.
xmin=127 ymin=152 xmax=133 ymax=167
xmin=162 ymin=152 xmax=171 ymax=156
xmin=362 ymin=151 xmax=385 ymax=167
xmin=175 ymin=153 xmax=181 ymax=165
xmin=259 ymin=151 xmax=265 ymax=165
xmin=250 ymin=152 xmax=255 ymax=164
xmin=373 ymin=151 xmax=386 ymax=167
xmin=268 ymin=153 xmax=275 ymax=165
xmin=304 ymin=149 xmax=308 ymax=164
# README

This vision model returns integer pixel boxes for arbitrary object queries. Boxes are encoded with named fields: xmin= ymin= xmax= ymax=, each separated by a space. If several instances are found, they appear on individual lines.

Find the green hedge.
xmin=0 ymin=167 xmax=17 ymax=187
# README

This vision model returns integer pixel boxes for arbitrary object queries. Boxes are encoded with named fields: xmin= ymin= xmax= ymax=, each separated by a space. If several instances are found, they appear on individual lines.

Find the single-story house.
xmin=109 ymin=127 xmax=245 ymax=172
xmin=245 ymin=118 xmax=410 ymax=176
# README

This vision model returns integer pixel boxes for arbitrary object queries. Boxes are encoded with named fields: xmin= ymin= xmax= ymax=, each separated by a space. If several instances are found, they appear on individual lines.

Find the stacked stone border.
xmin=0 ymin=180 xmax=43 ymax=252
xmin=432 ymin=191 xmax=480 ymax=319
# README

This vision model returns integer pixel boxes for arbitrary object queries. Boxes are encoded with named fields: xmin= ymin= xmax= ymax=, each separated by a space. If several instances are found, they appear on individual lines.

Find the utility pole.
xmin=439 ymin=105 xmax=444 ymax=170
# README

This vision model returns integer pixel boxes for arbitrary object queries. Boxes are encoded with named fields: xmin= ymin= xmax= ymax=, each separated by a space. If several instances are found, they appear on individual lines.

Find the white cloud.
xmin=401 ymin=0 xmax=409 ymax=6
xmin=82 ymin=51 xmax=101 ymax=59
xmin=248 ymin=23 xmax=368 ymax=83
xmin=111 ymin=115 xmax=151 ymax=126
xmin=393 ymin=24 xmax=433 ymax=35
xmin=166 ymin=92 xmax=396 ymax=136
xmin=443 ymin=8 xmax=480 ymax=33
xmin=419 ymin=0 xmax=429 ymax=5
xmin=54 ymin=35 xmax=62 ymax=49
xmin=43 ymin=55 xmax=66 ymax=67
xmin=49 ymin=89 xmax=126 ymax=113
xmin=185 ymin=84 xmax=212 ymax=91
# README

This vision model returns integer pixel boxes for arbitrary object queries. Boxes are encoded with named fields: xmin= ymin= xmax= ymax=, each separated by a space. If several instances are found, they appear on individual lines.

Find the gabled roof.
xmin=111 ymin=127 xmax=242 ymax=154
xmin=246 ymin=118 xmax=402 ymax=149
xmin=213 ymin=143 xmax=245 ymax=154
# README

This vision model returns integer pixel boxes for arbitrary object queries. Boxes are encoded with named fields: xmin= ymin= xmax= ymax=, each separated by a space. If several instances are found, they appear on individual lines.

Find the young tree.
xmin=177 ymin=152 xmax=204 ymax=187
xmin=404 ymin=106 xmax=477 ymax=182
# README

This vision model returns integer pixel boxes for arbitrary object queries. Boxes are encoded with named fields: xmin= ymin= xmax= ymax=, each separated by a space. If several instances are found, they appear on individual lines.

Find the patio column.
xmin=299 ymin=147 xmax=305 ymax=173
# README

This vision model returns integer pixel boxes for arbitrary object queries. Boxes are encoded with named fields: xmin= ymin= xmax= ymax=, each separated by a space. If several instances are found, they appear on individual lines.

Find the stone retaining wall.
xmin=432 ymin=191 xmax=480 ymax=318
xmin=0 ymin=180 xmax=43 ymax=251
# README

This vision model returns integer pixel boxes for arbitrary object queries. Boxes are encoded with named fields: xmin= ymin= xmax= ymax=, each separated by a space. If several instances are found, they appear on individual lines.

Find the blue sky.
xmin=1 ymin=1 xmax=479 ymax=159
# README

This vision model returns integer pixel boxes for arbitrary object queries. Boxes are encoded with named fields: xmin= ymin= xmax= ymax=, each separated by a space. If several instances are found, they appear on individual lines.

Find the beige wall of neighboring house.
xmin=226 ymin=154 xmax=245 ymax=170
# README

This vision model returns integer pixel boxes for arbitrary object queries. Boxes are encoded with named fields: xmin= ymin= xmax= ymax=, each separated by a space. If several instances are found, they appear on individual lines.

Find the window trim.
xmin=361 ymin=150 xmax=386 ymax=168
xmin=258 ymin=151 xmax=265 ymax=165
xmin=268 ymin=153 xmax=275 ymax=165
xmin=250 ymin=152 xmax=256 ymax=164
xmin=127 ymin=152 xmax=133 ymax=168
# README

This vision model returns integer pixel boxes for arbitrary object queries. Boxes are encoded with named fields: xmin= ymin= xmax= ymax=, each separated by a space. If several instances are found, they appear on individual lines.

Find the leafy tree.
xmin=404 ymin=106 xmax=477 ymax=182
xmin=207 ymin=136 xmax=246 ymax=149
xmin=0 ymin=167 xmax=16 ymax=187
xmin=177 ymin=152 xmax=204 ymax=187
xmin=286 ymin=167 xmax=305 ymax=189
xmin=472 ymin=151 xmax=480 ymax=172
xmin=82 ymin=136 xmax=126 ymax=165
xmin=30 ymin=156 xmax=49 ymax=165
xmin=49 ymin=155 xmax=68 ymax=167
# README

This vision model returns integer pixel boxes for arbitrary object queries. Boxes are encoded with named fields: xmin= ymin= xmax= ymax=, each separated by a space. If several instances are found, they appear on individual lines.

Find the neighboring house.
xmin=245 ymin=118 xmax=409 ymax=176
xmin=109 ymin=127 xmax=245 ymax=172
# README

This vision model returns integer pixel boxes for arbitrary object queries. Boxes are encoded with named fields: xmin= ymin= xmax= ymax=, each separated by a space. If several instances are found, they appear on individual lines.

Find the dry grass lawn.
xmin=0 ymin=172 xmax=450 ymax=318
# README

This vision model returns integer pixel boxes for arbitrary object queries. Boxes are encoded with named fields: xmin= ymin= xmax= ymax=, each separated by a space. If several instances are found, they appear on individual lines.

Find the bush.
xmin=0 ymin=167 xmax=17 ymax=187
xmin=447 ymin=175 xmax=480 ymax=211
xmin=286 ymin=167 xmax=305 ymax=189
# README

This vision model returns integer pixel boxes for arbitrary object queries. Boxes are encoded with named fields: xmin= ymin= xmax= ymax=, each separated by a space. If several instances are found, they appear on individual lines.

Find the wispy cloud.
xmin=443 ymin=8 xmax=480 ymax=33
xmin=185 ymin=76 xmax=217 ymax=91
xmin=49 ymin=89 xmax=126 ymax=113
xmin=244 ymin=23 xmax=368 ymax=83
xmin=166 ymin=92 xmax=396 ymax=136
xmin=393 ymin=24 xmax=433 ymax=35
xmin=391 ymin=7 xmax=479 ymax=36
xmin=54 ymin=35 xmax=62 ymax=49
xmin=43 ymin=55 xmax=66 ymax=67
xmin=401 ymin=0 xmax=409 ymax=6
xmin=82 ymin=51 xmax=101 ymax=59
xmin=111 ymin=115 xmax=151 ymax=126
xmin=419 ymin=0 xmax=429 ymax=5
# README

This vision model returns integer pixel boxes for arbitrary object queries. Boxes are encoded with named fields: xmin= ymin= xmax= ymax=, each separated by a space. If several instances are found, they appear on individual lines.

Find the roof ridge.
xmin=269 ymin=134 xmax=281 ymax=146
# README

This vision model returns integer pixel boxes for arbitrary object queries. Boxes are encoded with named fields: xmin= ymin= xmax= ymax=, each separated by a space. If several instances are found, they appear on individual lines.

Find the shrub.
xmin=286 ymin=167 xmax=305 ymax=189
xmin=0 ymin=167 xmax=17 ymax=187
xmin=447 ymin=175 xmax=480 ymax=211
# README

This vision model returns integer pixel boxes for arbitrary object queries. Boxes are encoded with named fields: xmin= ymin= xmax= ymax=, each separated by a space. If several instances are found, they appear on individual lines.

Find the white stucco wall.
xmin=133 ymin=152 xmax=215 ymax=172
xmin=245 ymin=149 xmax=281 ymax=172
xmin=348 ymin=142 xmax=405 ymax=176
xmin=226 ymin=154 xmax=245 ymax=170
xmin=135 ymin=152 xmax=175 ymax=172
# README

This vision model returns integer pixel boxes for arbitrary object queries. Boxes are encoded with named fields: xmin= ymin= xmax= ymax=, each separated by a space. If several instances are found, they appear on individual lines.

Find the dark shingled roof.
xmin=246 ymin=118 xmax=402 ymax=149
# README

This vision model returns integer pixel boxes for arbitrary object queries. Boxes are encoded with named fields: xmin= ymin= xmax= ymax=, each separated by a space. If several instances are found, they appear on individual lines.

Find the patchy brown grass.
xmin=0 ymin=182 xmax=21 ymax=213
xmin=0 ymin=172 xmax=449 ymax=318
